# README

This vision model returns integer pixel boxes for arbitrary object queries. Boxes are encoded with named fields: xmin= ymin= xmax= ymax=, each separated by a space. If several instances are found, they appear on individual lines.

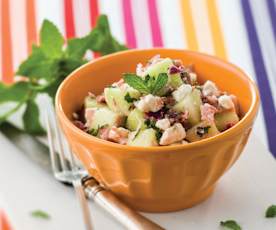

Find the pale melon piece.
xmin=88 ymin=107 xmax=125 ymax=130
xmin=104 ymin=87 xmax=130 ymax=115
xmin=144 ymin=58 xmax=173 ymax=78
xmin=128 ymin=128 xmax=158 ymax=147
xmin=84 ymin=96 xmax=105 ymax=109
xmin=215 ymin=109 xmax=239 ymax=131
xmin=186 ymin=121 xmax=220 ymax=142
xmin=126 ymin=109 xmax=146 ymax=131
xmin=173 ymin=89 xmax=202 ymax=126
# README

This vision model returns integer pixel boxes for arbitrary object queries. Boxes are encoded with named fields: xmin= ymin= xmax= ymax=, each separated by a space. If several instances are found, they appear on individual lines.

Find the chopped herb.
xmin=265 ymin=205 xmax=276 ymax=218
xmin=144 ymin=119 xmax=156 ymax=129
xmin=220 ymin=220 xmax=241 ymax=230
xmin=124 ymin=92 xmax=138 ymax=103
xmin=89 ymin=126 xmax=100 ymax=136
xmin=196 ymin=126 xmax=211 ymax=137
xmin=155 ymin=129 xmax=162 ymax=141
xmin=123 ymin=73 xmax=168 ymax=95
xmin=30 ymin=210 xmax=50 ymax=220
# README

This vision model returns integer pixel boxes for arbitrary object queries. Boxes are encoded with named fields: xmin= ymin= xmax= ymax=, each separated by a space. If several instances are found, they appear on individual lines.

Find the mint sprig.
xmin=220 ymin=220 xmax=242 ymax=230
xmin=123 ymin=73 xmax=168 ymax=96
xmin=30 ymin=210 xmax=50 ymax=220
xmin=0 ymin=15 xmax=127 ymax=134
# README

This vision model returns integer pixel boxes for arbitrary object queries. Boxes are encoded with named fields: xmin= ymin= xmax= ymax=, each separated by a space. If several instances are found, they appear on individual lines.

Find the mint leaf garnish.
xmin=220 ymin=220 xmax=241 ymax=230
xmin=30 ymin=210 xmax=50 ymax=220
xmin=40 ymin=20 xmax=64 ymax=58
xmin=265 ymin=205 xmax=276 ymax=218
xmin=151 ymin=73 xmax=168 ymax=95
xmin=23 ymin=99 xmax=45 ymax=135
xmin=123 ymin=74 xmax=150 ymax=94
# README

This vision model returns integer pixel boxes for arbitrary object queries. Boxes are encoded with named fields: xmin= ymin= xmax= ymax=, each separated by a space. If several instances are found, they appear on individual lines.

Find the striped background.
xmin=0 ymin=0 xmax=275 ymax=156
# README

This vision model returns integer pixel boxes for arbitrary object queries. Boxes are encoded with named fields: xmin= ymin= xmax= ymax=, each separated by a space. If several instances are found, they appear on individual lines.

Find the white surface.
xmin=0 ymin=133 xmax=276 ymax=230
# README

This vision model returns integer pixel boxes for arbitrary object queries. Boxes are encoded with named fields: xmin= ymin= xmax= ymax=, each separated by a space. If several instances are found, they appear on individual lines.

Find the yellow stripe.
xmin=206 ymin=0 xmax=227 ymax=59
xmin=180 ymin=0 xmax=198 ymax=51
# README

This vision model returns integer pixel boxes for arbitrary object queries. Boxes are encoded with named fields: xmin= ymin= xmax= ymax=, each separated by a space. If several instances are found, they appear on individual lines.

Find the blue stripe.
xmin=241 ymin=0 xmax=276 ymax=157
xmin=267 ymin=0 xmax=276 ymax=40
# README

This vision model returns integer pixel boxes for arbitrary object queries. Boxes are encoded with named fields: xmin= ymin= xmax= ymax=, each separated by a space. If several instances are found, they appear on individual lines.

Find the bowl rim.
xmin=56 ymin=48 xmax=260 ymax=153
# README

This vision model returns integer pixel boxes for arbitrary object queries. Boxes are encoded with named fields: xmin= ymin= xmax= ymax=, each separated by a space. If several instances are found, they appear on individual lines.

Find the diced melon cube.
xmin=144 ymin=58 xmax=173 ymax=78
xmin=173 ymin=89 xmax=202 ymax=126
xmin=215 ymin=109 xmax=239 ymax=131
xmin=104 ymin=87 xmax=130 ymax=115
xmin=84 ymin=96 xmax=105 ymax=109
xmin=186 ymin=121 xmax=220 ymax=142
xmin=126 ymin=109 xmax=146 ymax=131
xmin=88 ymin=107 xmax=125 ymax=130
xmin=128 ymin=128 xmax=158 ymax=147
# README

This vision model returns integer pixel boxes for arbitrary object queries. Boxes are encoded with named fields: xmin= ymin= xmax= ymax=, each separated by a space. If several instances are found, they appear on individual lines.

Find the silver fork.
xmin=45 ymin=110 xmax=94 ymax=230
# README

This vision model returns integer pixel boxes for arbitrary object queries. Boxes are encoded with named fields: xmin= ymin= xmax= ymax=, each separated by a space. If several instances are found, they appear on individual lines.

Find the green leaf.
xmin=0 ymin=82 xmax=29 ymax=104
xmin=220 ymin=220 xmax=242 ymax=230
xmin=30 ymin=210 xmax=50 ymax=220
xmin=123 ymin=74 xmax=150 ymax=94
xmin=151 ymin=73 xmax=168 ymax=95
xmin=265 ymin=205 xmax=276 ymax=218
xmin=16 ymin=45 xmax=49 ymax=78
xmin=66 ymin=36 xmax=91 ymax=59
xmin=23 ymin=99 xmax=45 ymax=135
xmin=40 ymin=19 xmax=64 ymax=58
xmin=88 ymin=15 xmax=127 ymax=55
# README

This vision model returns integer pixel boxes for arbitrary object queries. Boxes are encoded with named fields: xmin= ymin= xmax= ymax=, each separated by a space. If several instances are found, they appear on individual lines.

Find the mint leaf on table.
xmin=151 ymin=73 xmax=168 ymax=95
xmin=220 ymin=220 xmax=242 ymax=230
xmin=40 ymin=20 xmax=64 ymax=58
xmin=23 ymin=99 xmax=45 ymax=135
xmin=123 ymin=74 xmax=150 ymax=94
xmin=265 ymin=205 xmax=276 ymax=218
xmin=66 ymin=36 xmax=91 ymax=59
xmin=30 ymin=210 xmax=50 ymax=220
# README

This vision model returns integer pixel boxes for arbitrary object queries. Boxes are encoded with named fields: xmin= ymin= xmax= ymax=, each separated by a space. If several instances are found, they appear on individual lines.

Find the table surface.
xmin=0 ymin=133 xmax=276 ymax=230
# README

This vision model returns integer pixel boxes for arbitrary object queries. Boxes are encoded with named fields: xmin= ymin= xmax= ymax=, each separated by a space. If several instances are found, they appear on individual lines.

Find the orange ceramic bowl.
xmin=56 ymin=49 xmax=259 ymax=212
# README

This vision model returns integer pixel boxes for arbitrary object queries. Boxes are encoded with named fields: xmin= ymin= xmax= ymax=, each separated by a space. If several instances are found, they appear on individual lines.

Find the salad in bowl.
xmin=73 ymin=55 xmax=240 ymax=147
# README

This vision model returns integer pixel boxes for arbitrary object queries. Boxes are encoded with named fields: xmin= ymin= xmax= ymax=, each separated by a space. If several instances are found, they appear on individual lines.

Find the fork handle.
xmin=85 ymin=184 xmax=164 ymax=230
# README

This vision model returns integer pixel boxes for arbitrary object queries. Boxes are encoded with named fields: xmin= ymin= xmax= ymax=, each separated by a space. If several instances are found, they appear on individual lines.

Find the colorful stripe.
xmin=147 ymin=0 xmax=163 ymax=47
xmin=241 ymin=0 xmax=276 ymax=156
xmin=26 ymin=0 xmax=37 ymax=53
xmin=180 ymin=0 xmax=198 ymax=51
xmin=266 ymin=0 xmax=276 ymax=39
xmin=1 ymin=0 xmax=13 ymax=83
xmin=122 ymin=0 xmax=137 ymax=48
xmin=64 ymin=0 xmax=76 ymax=38
xmin=206 ymin=0 xmax=227 ymax=59
xmin=89 ymin=0 xmax=99 ymax=27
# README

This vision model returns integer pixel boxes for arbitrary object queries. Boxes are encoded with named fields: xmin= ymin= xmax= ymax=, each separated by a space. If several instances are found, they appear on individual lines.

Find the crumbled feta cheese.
xmin=182 ymin=140 xmax=189 ymax=144
xmin=134 ymin=94 xmax=164 ymax=112
xmin=189 ymin=72 xmax=197 ymax=83
xmin=159 ymin=123 xmax=186 ymax=145
xmin=156 ymin=118 xmax=171 ymax=130
xmin=172 ymin=84 xmax=192 ymax=102
xmin=202 ymin=80 xmax=219 ymax=96
xmin=218 ymin=95 xmax=234 ymax=109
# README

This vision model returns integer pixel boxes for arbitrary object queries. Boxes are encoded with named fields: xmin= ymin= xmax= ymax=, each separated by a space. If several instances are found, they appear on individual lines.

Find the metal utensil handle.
xmin=85 ymin=185 xmax=164 ymax=230
xmin=73 ymin=180 xmax=94 ymax=230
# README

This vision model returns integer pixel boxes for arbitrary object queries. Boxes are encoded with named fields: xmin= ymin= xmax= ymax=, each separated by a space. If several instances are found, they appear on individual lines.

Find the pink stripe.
xmin=122 ymin=0 xmax=136 ymax=48
xmin=147 ymin=0 xmax=163 ymax=47
xmin=0 ymin=0 xmax=2 ymax=81
xmin=10 ymin=0 xmax=28 ymax=72
xmin=131 ymin=0 xmax=152 ymax=48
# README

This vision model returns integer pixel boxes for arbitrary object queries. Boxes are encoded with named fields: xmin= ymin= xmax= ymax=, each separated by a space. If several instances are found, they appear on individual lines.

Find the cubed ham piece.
xmin=200 ymin=103 xmax=217 ymax=122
